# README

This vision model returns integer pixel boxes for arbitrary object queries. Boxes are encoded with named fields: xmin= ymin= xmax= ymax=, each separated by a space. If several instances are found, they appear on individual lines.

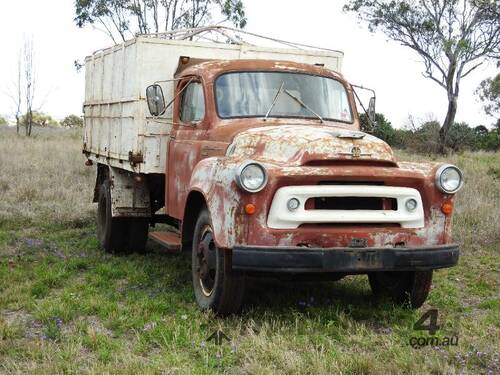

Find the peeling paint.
xmin=164 ymin=58 xmax=457 ymax=252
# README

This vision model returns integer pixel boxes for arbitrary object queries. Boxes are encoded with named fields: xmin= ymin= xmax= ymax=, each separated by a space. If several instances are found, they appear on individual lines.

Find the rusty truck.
xmin=83 ymin=27 xmax=462 ymax=314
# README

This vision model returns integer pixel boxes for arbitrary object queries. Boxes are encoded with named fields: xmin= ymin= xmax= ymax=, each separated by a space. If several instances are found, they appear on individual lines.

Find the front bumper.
xmin=232 ymin=244 xmax=459 ymax=273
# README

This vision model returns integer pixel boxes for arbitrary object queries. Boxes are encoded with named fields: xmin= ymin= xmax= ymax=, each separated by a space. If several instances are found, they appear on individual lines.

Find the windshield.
xmin=215 ymin=72 xmax=353 ymax=123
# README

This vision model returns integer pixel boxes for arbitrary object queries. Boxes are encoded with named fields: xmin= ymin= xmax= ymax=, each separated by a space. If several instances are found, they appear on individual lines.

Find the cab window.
xmin=180 ymin=82 xmax=205 ymax=123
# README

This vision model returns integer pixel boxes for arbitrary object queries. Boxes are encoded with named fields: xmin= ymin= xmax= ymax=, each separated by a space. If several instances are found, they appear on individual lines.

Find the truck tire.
xmin=97 ymin=179 xmax=127 ymax=253
xmin=191 ymin=208 xmax=245 ymax=315
xmin=126 ymin=219 xmax=149 ymax=253
xmin=97 ymin=180 xmax=149 ymax=254
xmin=368 ymin=271 xmax=433 ymax=308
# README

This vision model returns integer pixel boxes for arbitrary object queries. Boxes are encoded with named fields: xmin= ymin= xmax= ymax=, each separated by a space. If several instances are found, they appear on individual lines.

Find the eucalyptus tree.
xmin=74 ymin=0 xmax=247 ymax=43
xmin=476 ymin=70 xmax=500 ymax=117
xmin=344 ymin=0 xmax=500 ymax=152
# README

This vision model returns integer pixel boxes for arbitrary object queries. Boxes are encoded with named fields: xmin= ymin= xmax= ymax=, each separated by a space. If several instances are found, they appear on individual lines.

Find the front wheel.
xmin=368 ymin=271 xmax=433 ymax=308
xmin=191 ymin=208 xmax=245 ymax=315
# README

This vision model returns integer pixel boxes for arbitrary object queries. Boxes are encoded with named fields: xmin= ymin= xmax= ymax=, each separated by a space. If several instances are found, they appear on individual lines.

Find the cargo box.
xmin=83 ymin=36 xmax=343 ymax=174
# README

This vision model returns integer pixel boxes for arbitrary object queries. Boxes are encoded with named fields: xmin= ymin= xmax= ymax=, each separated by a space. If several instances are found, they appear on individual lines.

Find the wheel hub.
xmin=196 ymin=226 xmax=216 ymax=296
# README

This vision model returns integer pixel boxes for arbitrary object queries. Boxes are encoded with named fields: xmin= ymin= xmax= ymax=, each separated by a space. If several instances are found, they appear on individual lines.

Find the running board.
xmin=148 ymin=231 xmax=181 ymax=251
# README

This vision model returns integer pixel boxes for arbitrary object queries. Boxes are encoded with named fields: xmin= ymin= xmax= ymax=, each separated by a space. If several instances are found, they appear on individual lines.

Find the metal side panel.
xmin=109 ymin=167 xmax=151 ymax=217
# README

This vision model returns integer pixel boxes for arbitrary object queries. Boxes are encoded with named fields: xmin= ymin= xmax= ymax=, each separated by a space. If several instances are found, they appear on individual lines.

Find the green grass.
xmin=0 ymin=127 xmax=499 ymax=374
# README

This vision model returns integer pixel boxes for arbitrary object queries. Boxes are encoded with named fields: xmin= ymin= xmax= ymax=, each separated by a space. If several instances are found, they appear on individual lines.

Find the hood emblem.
xmin=351 ymin=146 xmax=362 ymax=157
xmin=339 ymin=146 xmax=372 ymax=158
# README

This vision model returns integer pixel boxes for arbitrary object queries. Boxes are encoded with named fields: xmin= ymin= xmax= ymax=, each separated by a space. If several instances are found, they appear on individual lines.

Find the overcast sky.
xmin=0 ymin=0 xmax=497 ymax=128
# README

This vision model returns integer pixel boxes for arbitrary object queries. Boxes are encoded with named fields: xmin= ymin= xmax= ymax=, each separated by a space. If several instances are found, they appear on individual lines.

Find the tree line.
xmin=0 ymin=112 xmax=83 ymax=129
xmin=361 ymin=113 xmax=500 ymax=152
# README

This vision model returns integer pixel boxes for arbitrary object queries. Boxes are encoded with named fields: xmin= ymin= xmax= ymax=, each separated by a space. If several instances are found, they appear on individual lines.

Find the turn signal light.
xmin=441 ymin=202 xmax=453 ymax=215
xmin=244 ymin=204 xmax=256 ymax=215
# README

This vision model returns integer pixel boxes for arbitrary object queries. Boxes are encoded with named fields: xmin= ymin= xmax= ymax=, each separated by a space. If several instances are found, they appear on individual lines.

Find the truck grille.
xmin=308 ymin=196 xmax=397 ymax=211
xmin=267 ymin=185 xmax=424 ymax=229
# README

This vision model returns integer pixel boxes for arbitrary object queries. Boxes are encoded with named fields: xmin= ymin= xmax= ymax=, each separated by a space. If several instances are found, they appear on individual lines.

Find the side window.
xmin=180 ymin=82 xmax=205 ymax=123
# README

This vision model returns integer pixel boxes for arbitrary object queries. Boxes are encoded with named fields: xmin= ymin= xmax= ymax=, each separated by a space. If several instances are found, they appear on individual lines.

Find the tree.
xmin=360 ymin=112 xmax=413 ymax=148
xmin=74 ymin=0 xmax=247 ymax=43
xmin=446 ymin=121 xmax=478 ymax=150
xmin=0 ymin=116 xmax=7 ymax=125
xmin=5 ymin=51 xmax=23 ymax=134
xmin=344 ymin=0 xmax=500 ymax=153
xmin=23 ymin=37 xmax=36 ymax=137
xmin=474 ymin=124 xmax=499 ymax=149
xmin=476 ymin=71 xmax=500 ymax=117
xmin=21 ymin=111 xmax=58 ymax=127
xmin=474 ymin=124 xmax=489 ymax=135
xmin=61 ymin=114 xmax=84 ymax=128
xmin=360 ymin=112 xmax=397 ymax=142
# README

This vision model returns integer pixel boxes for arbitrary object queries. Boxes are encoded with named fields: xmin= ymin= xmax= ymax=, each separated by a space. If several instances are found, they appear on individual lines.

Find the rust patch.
xmin=128 ymin=151 xmax=144 ymax=167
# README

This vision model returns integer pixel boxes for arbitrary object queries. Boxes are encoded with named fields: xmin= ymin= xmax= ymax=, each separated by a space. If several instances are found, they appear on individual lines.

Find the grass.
xmin=0 ymin=126 xmax=499 ymax=374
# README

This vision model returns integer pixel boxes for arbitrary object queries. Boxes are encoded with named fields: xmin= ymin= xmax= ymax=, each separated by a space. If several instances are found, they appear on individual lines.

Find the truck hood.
xmin=227 ymin=125 xmax=396 ymax=166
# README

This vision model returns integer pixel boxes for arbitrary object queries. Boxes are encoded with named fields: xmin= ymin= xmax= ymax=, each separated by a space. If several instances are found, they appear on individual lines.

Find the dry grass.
xmin=0 ymin=126 xmax=499 ymax=374
xmin=395 ymin=150 xmax=500 ymax=252
xmin=0 ymin=127 xmax=95 ymax=226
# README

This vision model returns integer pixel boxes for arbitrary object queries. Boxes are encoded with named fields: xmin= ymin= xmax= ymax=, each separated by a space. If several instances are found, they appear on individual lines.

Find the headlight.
xmin=235 ymin=161 xmax=268 ymax=193
xmin=405 ymin=198 xmax=418 ymax=211
xmin=287 ymin=198 xmax=300 ymax=211
xmin=435 ymin=164 xmax=464 ymax=194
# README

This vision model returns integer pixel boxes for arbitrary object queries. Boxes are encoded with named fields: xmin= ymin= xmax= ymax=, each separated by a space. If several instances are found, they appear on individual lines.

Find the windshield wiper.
xmin=264 ymin=81 xmax=285 ymax=121
xmin=284 ymin=89 xmax=323 ymax=123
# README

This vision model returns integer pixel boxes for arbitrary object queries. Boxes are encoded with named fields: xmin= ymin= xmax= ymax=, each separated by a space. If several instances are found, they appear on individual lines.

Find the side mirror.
xmin=368 ymin=96 xmax=376 ymax=124
xmin=146 ymin=84 xmax=166 ymax=116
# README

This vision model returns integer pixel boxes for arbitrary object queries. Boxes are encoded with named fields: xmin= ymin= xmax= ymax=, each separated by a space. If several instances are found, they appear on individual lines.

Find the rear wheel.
xmin=368 ymin=271 xmax=433 ymax=308
xmin=97 ymin=179 xmax=149 ymax=254
xmin=191 ymin=208 xmax=245 ymax=315
xmin=127 ymin=219 xmax=149 ymax=253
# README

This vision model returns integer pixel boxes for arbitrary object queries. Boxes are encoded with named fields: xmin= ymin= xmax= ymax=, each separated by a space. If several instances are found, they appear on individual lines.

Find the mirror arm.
xmin=352 ymin=87 xmax=376 ymax=131
xmin=154 ymin=77 xmax=188 ymax=84
xmin=352 ymin=84 xmax=376 ymax=98
xmin=158 ymin=77 xmax=195 ymax=117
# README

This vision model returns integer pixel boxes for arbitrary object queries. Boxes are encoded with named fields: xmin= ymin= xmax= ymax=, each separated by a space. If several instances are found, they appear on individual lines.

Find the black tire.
xmin=126 ymin=219 xmax=149 ymax=253
xmin=368 ymin=271 xmax=433 ymax=308
xmin=97 ymin=180 xmax=149 ymax=254
xmin=191 ymin=208 xmax=245 ymax=315
xmin=97 ymin=179 xmax=127 ymax=253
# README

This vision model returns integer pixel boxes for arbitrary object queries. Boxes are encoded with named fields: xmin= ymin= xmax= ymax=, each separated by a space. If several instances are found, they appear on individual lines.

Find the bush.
xmin=0 ymin=116 xmax=7 ymax=125
xmin=60 ymin=115 xmax=83 ymax=128
xmin=21 ymin=111 xmax=58 ymax=127
xmin=360 ymin=113 xmax=397 ymax=145
xmin=360 ymin=113 xmax=498 ymax=153
xmin=444 ymin=122 xmax=479 ymax=152
xmin=476 ymin=131 xmax=500 ymax=151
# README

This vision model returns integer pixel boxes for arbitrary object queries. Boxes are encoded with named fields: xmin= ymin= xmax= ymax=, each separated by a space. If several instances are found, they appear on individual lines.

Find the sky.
xmin=0 ymin=0 xmax=497 ymax=128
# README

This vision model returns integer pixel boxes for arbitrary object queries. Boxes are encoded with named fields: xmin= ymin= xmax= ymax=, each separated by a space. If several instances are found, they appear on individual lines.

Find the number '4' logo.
xmin=414 ymin=309 xmax=440 ymax=335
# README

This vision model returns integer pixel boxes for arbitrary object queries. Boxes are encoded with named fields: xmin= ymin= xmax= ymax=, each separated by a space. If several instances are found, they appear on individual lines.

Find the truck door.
xmin=167 ymin=78 xmax=208 ymax=219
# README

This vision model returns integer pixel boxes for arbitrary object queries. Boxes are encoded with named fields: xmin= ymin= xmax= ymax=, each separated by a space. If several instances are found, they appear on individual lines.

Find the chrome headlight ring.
xmin=235 ymin=160 xmax=268 ymax=193
xmin=435 ymin=164 xmax=464 ymax=194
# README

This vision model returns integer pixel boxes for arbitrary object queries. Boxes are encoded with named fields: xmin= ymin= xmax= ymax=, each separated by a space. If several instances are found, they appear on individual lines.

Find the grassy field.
xmin=0 ymin=126 xmax=498 ymax=374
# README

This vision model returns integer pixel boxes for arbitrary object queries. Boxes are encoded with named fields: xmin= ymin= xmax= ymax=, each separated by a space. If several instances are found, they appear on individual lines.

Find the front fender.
xmin=188 ymin=157 xmax=246 ymax=249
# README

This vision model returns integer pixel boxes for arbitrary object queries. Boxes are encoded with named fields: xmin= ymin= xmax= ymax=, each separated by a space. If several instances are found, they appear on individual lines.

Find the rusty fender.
xmin=188 ymin=157 xmax=248 ymax=249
